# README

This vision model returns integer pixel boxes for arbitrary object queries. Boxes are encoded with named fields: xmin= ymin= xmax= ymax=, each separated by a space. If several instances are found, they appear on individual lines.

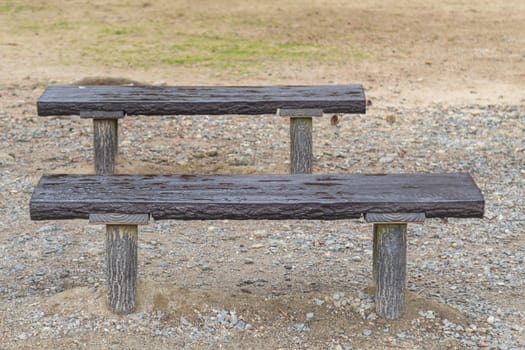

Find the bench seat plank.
xmin=30 ymin=173 xmax=484 ymax=221
xmin=37 ymin=85 xmax=366 ymax=116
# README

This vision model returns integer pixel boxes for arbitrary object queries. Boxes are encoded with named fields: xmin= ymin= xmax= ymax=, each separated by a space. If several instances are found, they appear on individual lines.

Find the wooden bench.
xmin=37 ymin=85 xmax=366 ymax=174
xmin=30 ymin=173 xmax=484 ymax=319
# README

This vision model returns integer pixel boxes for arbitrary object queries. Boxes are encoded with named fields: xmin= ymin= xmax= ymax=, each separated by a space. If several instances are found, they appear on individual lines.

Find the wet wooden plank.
xmin=37 ymin=85 xmax=366 ymax=116
xmin=30 ymin=173 xmax=484 ymax=221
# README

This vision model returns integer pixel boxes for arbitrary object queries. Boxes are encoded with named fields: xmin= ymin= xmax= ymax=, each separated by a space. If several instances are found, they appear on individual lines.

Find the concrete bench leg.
xmin=366 ymin=213 xmax=425 ymax=319
xmin=94 ymin=119 xmax=118 ymax=175
xmin=80 ymin=111 xmax=124 ymax=175
xmin=106 ymin=224 xmax=138 ymax=314
xmin=290 ymin=117 xmax=313 ymax=174
xmin=90 ymin=214 xmax=149 ymax=314
xmin=278 ymin=108 xmax=323 ymax=174
xmin=373 ymin=223 xmax=407 ymax=319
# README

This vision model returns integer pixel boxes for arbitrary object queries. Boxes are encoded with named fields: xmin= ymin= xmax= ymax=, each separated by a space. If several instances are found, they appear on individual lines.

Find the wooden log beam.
xmin=37 ymin=84 xmax=366 ymax=116
xmin=29 ymin=173 xmax=485 ymax=221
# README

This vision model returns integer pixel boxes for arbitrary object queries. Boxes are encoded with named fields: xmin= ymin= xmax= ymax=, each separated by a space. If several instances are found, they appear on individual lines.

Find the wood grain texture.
xmin=374 ymin=223 xmax=407 ymax=319
xmin=106 ymin=224 xmax=138 ymax=314
xmin=93 ymin=119 xmax=118 ymax=175
xmin=365 ymin=213 xmax=426 ymax=223
xmin=80 ymin=110 xmax=124 ymax=119
xmin=290 ymin=117 xmax=313 ymax=174
xmin=37 ymin=85 xmax=366 ymax=116
xmin=30 ymin=173 xmax=484 ymax=221
xmin=90 ymin=213 xmax=149 ymax=225
xmin=278 ymin=108 xmax=323 ymax=117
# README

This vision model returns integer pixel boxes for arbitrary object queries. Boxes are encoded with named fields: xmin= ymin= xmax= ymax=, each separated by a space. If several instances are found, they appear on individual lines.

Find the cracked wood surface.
xmin=37 ymin=84 xmax=366 ymax=116
xmin=30 ymin=173 xmax=484 ymax=221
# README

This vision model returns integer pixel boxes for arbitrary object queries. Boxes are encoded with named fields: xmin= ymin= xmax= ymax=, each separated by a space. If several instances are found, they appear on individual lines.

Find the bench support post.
xmin=366 ymin=213 xmax=425 ymax=319
xmin=81 ymin=111 xmax=124 ymax=175
xmin=106 ymin=224 xmax=138 ymax=314
xmin=290 ymin=117 xmax=312 ymax=174
xmin=94 ymin=119 xmax=118 ymax=175
xmin=373 ymin=223 xmax=406 ymax=319
xmin=279 ymin=109 xmax=323 ymax=174
xmin=90 ymin=214 xmax=149 ymax=314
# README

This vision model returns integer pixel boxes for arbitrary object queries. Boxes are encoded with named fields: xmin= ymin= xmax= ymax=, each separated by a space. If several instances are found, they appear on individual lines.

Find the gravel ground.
xmin=0 ymin=83 xmax=524 ymax=349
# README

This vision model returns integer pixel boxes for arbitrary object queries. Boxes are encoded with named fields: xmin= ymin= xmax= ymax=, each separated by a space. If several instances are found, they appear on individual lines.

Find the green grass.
xmin=80 ymin=33 xmax=361 ymax=71
xmin=0 ymin=1 xmax=371 ymax=75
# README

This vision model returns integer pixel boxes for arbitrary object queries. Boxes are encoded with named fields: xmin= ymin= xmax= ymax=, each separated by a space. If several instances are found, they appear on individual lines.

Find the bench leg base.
xmin=106 ymin=224 xmax=138 ymax=314
xmin=373 ymin=223 xmax=407 ymax=319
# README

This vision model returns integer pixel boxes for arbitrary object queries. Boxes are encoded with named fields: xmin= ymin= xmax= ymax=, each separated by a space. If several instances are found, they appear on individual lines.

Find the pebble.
xmin=1 ymin=100 xmax=525 ymax=348
xmin=293 ymin=323 xmax=307 ymax=332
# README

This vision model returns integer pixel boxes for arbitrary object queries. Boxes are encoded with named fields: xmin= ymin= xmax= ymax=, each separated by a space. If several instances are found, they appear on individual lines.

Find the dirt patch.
xmin=0 ymin=0 xmax=524 ymax=104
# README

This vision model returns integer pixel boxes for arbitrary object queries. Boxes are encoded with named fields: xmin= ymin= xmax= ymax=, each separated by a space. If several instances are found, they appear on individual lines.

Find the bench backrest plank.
xmin=30 ymin=173 xmax=484 ymax=221
xmin=37 ymin=85 xmax=366 ymax=116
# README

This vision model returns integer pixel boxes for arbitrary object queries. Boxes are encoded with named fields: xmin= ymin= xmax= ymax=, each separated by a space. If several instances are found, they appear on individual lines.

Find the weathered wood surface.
xmin=373 ymin=223 xmax=407 ymax=319
xmin=90 ymin=213 xmax=150 ymax=225
xmin=290 ymin=117 xmax=313 ymax=174
xmin=106 ymin=224 xmax=138 ymax=314
xmin=37 ymin=85 xmax=366 ymax=116
xmin=80 ymin=110 xmax=124 ymax=119
xmin=93 ymin=119 xmax=118 ymax=175
xmin=30 ymin=173 xmax=484 ymax=221
xmin=365 ymin=212 xmax=426 ymax=223
xmin=278 ymin=108 xmax=323 ymax=117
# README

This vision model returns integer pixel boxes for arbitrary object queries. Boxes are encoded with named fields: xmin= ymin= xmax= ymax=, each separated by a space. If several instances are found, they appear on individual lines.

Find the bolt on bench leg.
xmin=373 ymin=223 xmax=407 ymax=319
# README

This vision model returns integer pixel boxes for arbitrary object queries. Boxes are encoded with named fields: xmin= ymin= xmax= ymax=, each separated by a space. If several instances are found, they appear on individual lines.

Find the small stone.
xmin=363 ymin=329 xmax=372 ymax=336
xmin=333 ymin=292 xmax=344 ymax=300
xmin=486 ymin=316 xmax=495 ymax=324
xmin=306 ymin=312 xmax=314 ymax=320
xmin=367 ymin=312 xmax=377 ymax=320
xmin=293 ymin=323 xmax=305 ymax=332
xmin=313 ymin=298 xmax=325 ymax=306
xmin=180 ymin=317 xmax=191 ymax=327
